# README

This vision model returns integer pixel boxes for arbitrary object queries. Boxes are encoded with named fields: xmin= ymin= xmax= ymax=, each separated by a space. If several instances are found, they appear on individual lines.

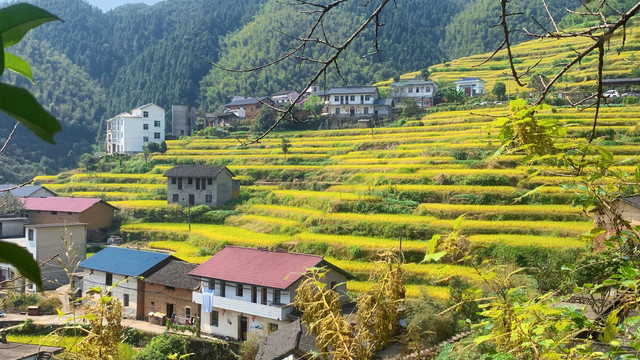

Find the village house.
xmin=454 ymin=77 xmax=487 ymax=96
xmin=143 ymin=259 xmax=201 ymax=326
xmin=171 ymin=105 xmax=198 ymax=137
xmin=255 ymin=319 xmax=315 ymax=360
xmin=189 ymin=246 xmax=353 ymax=340
xmin=318 ymin=86 xmax=393 ymax=117
xmin=0 ymin=222 xmax=87 ymax=291
xmin=0 ymin=185 xmax=57 ymax=198
xmin=270 ymin=90 xmax=300 ymax=107
xmin=106 ymin=103 xmax=165 ymax=154
xmin=163 ymin=165 xmax=239 ymax=207
xmin=390 ymin=78 xmax=438 ymax=108
xmin=224 ymin=96 xmax=274 ymax=119
xmin=205 ymin=112 xmax=240 ymax=128
xmin=592 ymin=195 xmax=640 ymax=250
xmin=22 ymin=197 xmax=117 ymax=240
xmin=79 ymin=247 xmax=174 ymax=319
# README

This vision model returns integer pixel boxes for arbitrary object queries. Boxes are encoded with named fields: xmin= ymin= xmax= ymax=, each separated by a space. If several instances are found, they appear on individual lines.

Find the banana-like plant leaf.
xmin=0 ymin=33 xmax=4 ymax=76
xmin=0 ymin=83 xmax=61 ymax=144
xmin=0 ymin=241 xmax=42 ymax=290
xmin=0 ymin=3 xmax=61 ymax=48
xmin=4 ymin=51 xmax=32 ymax=81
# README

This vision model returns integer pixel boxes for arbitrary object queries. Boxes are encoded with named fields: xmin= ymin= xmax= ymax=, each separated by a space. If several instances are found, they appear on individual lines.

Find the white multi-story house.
xmin=270 ymin=90 xmax=300 ymax=106
xmin=319 ymin=86 xmax=393 ymax=117
xmin=106 ymin=103 xmax=165 ymax=155
xmin=190 ymin=246 xmax=353 ymax=340
xmin=390 ymin=79 xmax=438 ymax=108
xmin=79 ymin=247 xmax=173 ymax=319
xmin=454 ymin=77 xmax=487 ymax=96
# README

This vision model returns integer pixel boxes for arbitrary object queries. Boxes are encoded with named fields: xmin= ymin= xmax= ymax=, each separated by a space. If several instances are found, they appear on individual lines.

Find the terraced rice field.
xmin=37 ymin=103 xmax=640 ymax=300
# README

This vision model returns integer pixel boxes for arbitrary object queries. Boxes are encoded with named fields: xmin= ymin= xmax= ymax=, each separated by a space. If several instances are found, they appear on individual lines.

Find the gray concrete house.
xmin=172 ymin=105 xmax=198 ymax=137
xmin=163 ymin=165 xmax=240 ymax=207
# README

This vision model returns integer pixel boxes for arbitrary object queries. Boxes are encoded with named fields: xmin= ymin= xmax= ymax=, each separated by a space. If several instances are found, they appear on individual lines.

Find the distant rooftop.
xmin=319 ymin=87 xmax=378 ymax=96
xmin=225 ymin=96 xmax=271 ymax=106
xmin=79 ymin=247 xmax=172 ymax=277
xmin=21 ymin=197 xmax=116 ymax=213
xmin=163 ymin=165 xmax=234 ymax=178
xmin=390 ymin=79 xmax=435 ymax=86
xmin=145 ymin=259 xmax=200 ymax=290
xmin=455 ymin=77 xmax=486 ymax=83
xmin=0 ymin=185 xmax=56 ymax=198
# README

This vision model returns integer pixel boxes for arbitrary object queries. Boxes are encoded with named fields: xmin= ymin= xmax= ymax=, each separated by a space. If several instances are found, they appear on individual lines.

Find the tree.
xmin=434 ymin=81 xmax=466 ymax=104
xmin=303 ymin=94 xmax=324 ymax=118
xmin=0 ymin=3 xmax=62 ymax=290
xmin=398 ymin=98 xmax=422 ymax=117
xmin=0 ymin=192 xmax=25 ymax=215
xmin=492 ymin=81 xmax=506 ymax=100
xmin=280 ymin=138 xmax=291 ymax=161
xmin=421 ymin=68 xmax=430 ymax=81
xmin=252 ymin=107 xmax=276 ymax=134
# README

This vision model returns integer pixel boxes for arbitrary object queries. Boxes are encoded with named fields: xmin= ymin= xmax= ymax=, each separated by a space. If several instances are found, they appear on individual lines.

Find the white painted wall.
xmin=82 ymin=271 xmax=139 ymax=318
xmin=106 ymin=104 xmax=165 ymax=154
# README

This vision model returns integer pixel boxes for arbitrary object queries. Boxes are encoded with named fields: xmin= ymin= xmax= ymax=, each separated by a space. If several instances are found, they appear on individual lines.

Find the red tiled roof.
xmin=21 ymin=197 xmax=112 ymax=213
xmin=189 ymin=246 xmax=325 ymax=289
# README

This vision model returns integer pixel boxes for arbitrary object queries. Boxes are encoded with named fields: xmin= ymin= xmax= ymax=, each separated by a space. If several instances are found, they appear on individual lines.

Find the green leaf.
xmin=0 ymin=241 xmax=42 ymax=290
xmin=56 ymin=308 xmax=64 ymax=318
xmin=0 ymin=83 xmax=61 ymax=144
xmin=4 ymin=51 xmax=32 ymax=81
xmin=422 ymin=251 xmax=447 ymax=262
xmin=0 ymin=3 xmax=61 ymax=48
xmin=452 ymin=215 xmax=465 ymax=230
xmin=0 ymin=33 xmax=4 ymax=76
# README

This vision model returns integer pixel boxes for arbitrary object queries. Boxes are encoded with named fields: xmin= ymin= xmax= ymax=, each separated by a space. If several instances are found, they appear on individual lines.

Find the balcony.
xmin=192 ymin=291 xmax=292 ymax=321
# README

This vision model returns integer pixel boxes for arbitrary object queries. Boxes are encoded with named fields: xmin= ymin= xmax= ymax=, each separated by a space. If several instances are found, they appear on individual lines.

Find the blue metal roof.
xmin=79 ymin=247 xmax=171 ymax=277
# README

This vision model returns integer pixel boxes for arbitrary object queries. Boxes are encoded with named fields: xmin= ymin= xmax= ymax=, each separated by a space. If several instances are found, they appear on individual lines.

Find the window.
xmin=261 ymin=287 xmax=268 ymax=305
xmin=196 ymin=178 xmax=200 ymax=190
xmin=350 ymin=95 xmax=355 ymax=102
xmin=68 ymin=212 xmax=73 ymax=215
xmin=236 ymin=284 xmax=243 ymax=297
xmin=172 ymin=194 xmax=179 ymax=203
xmin=335 ymin=108 xmax=341 ymax=115
xmin=209 ymin=279 xmax=215 ymax=290
xmin=269 ymin=323 xmax=279 ymax=333
xmin=331 ymin=281 xmax=337 ymax=290
xmin=143 ymin=111 xmax=149 ymax=118
xmin=185 ymin=307 xmax=191 ymax=318
xmin=220 ymin=281 xmax=226 ymax=297
xmin=165 ymin=286 xmax=175 ymax=291
xmin=51 ymin=211 xmax=58 ymax=215
xmin=251 ymin=286 xmax=257 ymax=303
xmin=154 ymin=132 xmax=160 ymax=139
xmin=143 ymin=123 xmax=149 ymax=130
xmin=416 ymin=87 xmax=420 ymax=93
xmin=274 ymin=289 xmax=281 ymax=304
xmin=364 ymin=107 xmax=369 ymax=114
xmin=201 ymin=178 xmax=206 ymax=190
xmin=188 ymin=178 xmax=193 ymax=185
xmin=143 ymin=136 xmax=149 ymax=142
xmin=408 ymin=87 xmax=413 ymax=93
xmin=178 ymin=178 xmax=182 ymax=190
xmin=365 ymin=95 xmax=371 ymax=101
xmin=360 ymin=95 xmax=364 ymax=102
xmin=154 ymin=120 xmax=161 ymax=127
xmin=207 ymin=178 xmax=213 ymax=185
xmin=123 ymin=294 xmax=129 ymax=307
xmin=334 ymin=96 xmax=339 ymax=102
xmin=106 ymin=272 xmax=113 ymax=286
xmin=171 ymin=178 xmax=176 ymax=184
xmin=211 ymin=311 xmax=219 ymax=327
xmin=205 ymin=195 xmax=212 ymax=203
xmin=151 ymin=301 xmax=155 ymax=309
xmin=28 ymin=229 xmax=34 ymax=241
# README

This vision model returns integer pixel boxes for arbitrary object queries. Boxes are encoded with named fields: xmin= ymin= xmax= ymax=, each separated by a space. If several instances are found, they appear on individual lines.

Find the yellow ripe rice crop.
xmin=44 ymin=182 xmax=165 ymax=193
xmin=467 ymin=234 xmax=585 ymax=249
xmin=111 ymin=200 xmax=178 ymax=209
xmin=152 ymin=153 xmax=328 ymax=162
xmin=417 ymin=203 xmax=582 ymax=216
xmin=70 ymin=173 xmax=165 ymax=183
xmin=294 ymin=232 xmax=426 ymax=251
xmin=336 ymin=157 xmax=454 ymax=165
xmin=271 ymin=190 xmax=376 ymax=201
xmin=236 ymin=214 xmax=301 ymax=228
xmin=347 ymin=281 xmax=449 ymax=300
xmin=327 ymin=258 xmax=481 ymax=281
xmin=228 ymin=165 xmax=322 ymax=171
xmin=249 ymin=204 xmax=324 ymax=218
xmin=70 ymin=191 xmax=152 ymax=200
xmin=147 ymin=241 xmax=209 ymax=264
xmin=243 ymin=185 xmax=279 ymax=191
xmin=122 ymin=223 xmax=292 ymax=247
xmin=327 ymin=184 xmax=566 ymax=195
xmin=32 ymin=175 xmax=59 ymax=184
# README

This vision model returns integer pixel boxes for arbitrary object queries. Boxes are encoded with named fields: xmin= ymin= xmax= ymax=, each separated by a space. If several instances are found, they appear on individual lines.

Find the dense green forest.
xmin=0 ymin=0 xmax=594 ymax=181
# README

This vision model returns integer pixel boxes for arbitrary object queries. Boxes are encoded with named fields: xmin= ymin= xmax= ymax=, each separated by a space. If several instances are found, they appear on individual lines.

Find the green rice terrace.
xmin=34 ymin=104 xmax=640 ymax=301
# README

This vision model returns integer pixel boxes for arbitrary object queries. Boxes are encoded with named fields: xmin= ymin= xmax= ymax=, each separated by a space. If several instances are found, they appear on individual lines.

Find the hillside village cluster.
xmin=105 ymin=77 xmax=486 ymax=155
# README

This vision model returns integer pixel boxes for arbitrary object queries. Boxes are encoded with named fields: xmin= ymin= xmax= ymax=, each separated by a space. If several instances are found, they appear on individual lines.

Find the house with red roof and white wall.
xmin=21 ymin=197 xmax=117 ymax=241
xmin=189 ymin=246 xmax=353 ymax=340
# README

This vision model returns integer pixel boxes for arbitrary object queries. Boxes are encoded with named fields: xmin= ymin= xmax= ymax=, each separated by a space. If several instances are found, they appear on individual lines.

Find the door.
xmin=239 ymin=316 xmax=248 ymax=341
xmin=464 ymin=87 xmax=471 ymax=96
xmin=166 ymin=303 xmax=174 ymax=319
xmin=189 ymin=194 xmax=195 ymax=205
xmin=349 ymin=107 xmax=355 ymax=116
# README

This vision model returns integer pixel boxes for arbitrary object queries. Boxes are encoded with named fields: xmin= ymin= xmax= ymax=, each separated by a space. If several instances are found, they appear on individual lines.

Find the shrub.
xmin=38 ymin=296 xmax=62 ymax=315
xmin=134 ymin=333 xmax=188 ymax=360
xmin=4 ymin=292 xmax=40 ymax=313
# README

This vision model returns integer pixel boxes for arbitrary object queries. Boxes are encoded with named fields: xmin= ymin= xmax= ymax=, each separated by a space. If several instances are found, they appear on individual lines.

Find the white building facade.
xmin=390 ymin=79 xmax=438 ymax=108
xmin=106 ymin=103 xmax=165 ymax=154
xmin=189 ymin=246 xmax=352 ymax=340
xmin=454 ymin=77 xmax=487 ymax=97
